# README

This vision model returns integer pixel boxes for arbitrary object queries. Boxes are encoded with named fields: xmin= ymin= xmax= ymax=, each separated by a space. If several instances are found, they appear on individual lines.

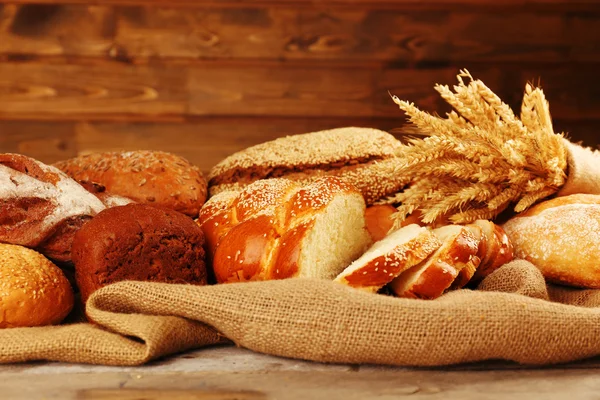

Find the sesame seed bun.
xmin=207 ymin=127 xmax=407 ymax=205
xmin=0 ymin=244 xmax=74 ymax=328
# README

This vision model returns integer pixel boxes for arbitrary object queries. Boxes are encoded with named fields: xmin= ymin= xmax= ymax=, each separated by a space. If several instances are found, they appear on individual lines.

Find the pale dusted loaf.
xmin=54 ymin=151 xmax=207 ymax=217
xmin=198 ymin=176 xmax=372 ymax=283
xmin=0 ymin=243 xmax=74 ymax=328
xmin=503 ymin=194 xmax=600 ymax=288
xmin=0 ymin=153 xmax=106 ymax=263
xmin=207 ymin=127 xmax=408 ymax=205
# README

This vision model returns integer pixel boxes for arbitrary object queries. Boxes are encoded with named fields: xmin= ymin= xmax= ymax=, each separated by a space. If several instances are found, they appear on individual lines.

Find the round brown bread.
xmin=207 ymin=127 xmax=408 ymax=205
xmin=53 ymin=151 xmax=207 ymax=217
xmin=0 ymin=243 xmax=74 ymax=328
xmin=502 ymin=194 xmax=600 ymax=288
xmin=72 ymin=204 xmax=207 ymax=304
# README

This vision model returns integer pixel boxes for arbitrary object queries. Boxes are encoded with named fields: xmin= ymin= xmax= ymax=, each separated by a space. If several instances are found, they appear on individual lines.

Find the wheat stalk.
xmin=383 ymin=69 xmax=568 ymax=225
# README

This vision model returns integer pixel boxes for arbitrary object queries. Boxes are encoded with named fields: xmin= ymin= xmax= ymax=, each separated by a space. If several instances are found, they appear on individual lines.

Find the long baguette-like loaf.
xmin=0 ymin=154 xmax=106 ymax=263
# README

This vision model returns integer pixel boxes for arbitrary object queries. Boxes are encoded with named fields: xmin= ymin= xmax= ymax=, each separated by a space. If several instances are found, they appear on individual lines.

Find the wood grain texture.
xmin=0 ymin=62 xmax=598 ymax=120
xmin=4 ymin=0 xmax=600 ymax=10
xmin=1 ymin=118 xmax=597 ymax=172
xmin=2 ymin=346 xmax=600 ymax=400
xmin=1 ymin=4 xmax=599 ymax=63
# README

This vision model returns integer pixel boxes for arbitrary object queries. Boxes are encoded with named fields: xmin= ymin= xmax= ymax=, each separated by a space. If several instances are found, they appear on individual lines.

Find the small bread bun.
xmin=0 ymin=244 xmax=74 ymax=328
xmin=207 ymin=127 xmax=407 ymax=205
xmin=72 ymin=204 xmax=207 ymax=303
xmin=502 ymin=194 xmax=600 ymax=288
xmin=54 ymin=151 xmax=207 ymax=217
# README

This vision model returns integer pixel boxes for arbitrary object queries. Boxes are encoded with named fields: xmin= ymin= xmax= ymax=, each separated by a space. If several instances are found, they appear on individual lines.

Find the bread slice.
xmin=389 ymin=225 xmax=481 ymax=299
xmin=334 ymin=224 xmax=441 ymax=292
xmin=466 ymin=220 xmax=514 ymax=283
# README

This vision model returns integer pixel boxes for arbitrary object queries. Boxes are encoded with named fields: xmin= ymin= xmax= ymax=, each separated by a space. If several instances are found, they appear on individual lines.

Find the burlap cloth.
xmin=1 ymin=141 xmax=600 ymax=367
xmin=2 ymin=260 xmax=600 ymax=367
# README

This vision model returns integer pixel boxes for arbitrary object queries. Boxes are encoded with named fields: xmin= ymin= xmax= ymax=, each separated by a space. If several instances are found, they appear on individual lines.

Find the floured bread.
xmin=503 ymin=194 xmax=600 ymax=288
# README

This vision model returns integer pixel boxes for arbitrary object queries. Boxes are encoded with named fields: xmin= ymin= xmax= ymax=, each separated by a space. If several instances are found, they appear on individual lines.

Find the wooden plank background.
xmin=0 ymin=0 xmax=598 ymax=173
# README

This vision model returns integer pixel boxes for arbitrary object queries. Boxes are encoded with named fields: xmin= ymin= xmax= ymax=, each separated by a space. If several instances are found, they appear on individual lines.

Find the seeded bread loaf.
xmin=502 ymin=194 xmax=600 ymax=288
xmin=207 ymin=127 xmax=408 ymax=205
xmin=72 ymin=204 xmax=208 ymax=304
xmin=54 ymin=151 xmax=207 ymax=217
xmin=0 ymin=243 xmax=74 ymax=328
xmin=198 ymin=176 xmax=372 ymax=283
xmin=0 ymin=153 xmax=106 ymax=263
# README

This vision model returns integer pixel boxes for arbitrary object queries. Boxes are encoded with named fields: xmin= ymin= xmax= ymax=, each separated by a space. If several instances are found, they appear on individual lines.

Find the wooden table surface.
xmin=1 ymin=344 xmax=600 ymax=399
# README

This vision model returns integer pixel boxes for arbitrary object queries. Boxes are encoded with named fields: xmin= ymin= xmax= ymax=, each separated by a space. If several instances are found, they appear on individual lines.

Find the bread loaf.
xmin=336 ymin=220 xmax=511 ymax=298
xmin=0 ymin=243 xmax=74 ymax=328
xmin=72 ymin=204 xmax=208 ymax=304
xmin=389 ymin=225 xmax=480 ymax=299
xmin=54 ymin=151 xmax=207 ymax=217
xmin=0 ymin=153 xmax=106 ymax=263
xmin=207 ymin=127 xmax=408 ymax=205
xmin=334 ymin=225 xmax=441 ymax=292
xmin=198 ymin=176 xmax=372 ymax=283
xmin=502 ymin=194 xmax=600 ymax=288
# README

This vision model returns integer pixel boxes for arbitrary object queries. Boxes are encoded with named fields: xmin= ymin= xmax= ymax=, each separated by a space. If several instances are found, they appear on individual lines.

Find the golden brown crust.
xmin=0 ymin=244 xmax=74 ymax=328
xmin=503 ymin=194 xmax=600 ymax=288
xmin=208 ymin=127 xmax=407 ymax=205
xmin=468 ymin=220 xmax=514 ymax=283
xmin=334 ymin=228 xmax=441 ymax=292
xmin=365 ymin=205 xmax=396 ymax=242
xmin=390 ymin=260 xmax=459 ymax=300
xmin=199 ymin=176 xmax=369 ymax=283
xmin=54 ymin=151 xmax=207 ymax=217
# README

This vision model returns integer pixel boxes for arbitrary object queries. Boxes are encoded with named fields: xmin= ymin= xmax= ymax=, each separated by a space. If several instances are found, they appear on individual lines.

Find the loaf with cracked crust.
xmin=0 ymin=153 xmax=106 ymax=263
xmin=207 ymin=127 xmax=408 ymax=205
xmin=198 ymin=176 xmax=372 ymax=283
xmin=54 ymin=151 xmax=207 ymax=217
xmin=502 ymin=194 xmax=600 ymax=288
xmin=72 ymin=204 xmax=207 ymax=304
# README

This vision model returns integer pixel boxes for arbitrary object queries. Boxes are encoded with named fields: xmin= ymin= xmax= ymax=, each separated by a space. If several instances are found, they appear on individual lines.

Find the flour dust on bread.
xmin=0 ymin=153 xmax=106 ymax=263
xmin=503 ymin=194 xmax=600 ymax=288
xmin=198 ymin=176 xmax=372 ymax=283
xmin=54 ymin=150 xmax=207 ymax=217
xmin=207 ymin=127 xmax=409 ymax=205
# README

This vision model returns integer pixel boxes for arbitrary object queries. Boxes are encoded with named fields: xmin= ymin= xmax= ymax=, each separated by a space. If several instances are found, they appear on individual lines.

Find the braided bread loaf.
xmin=198 ymin=176 xmax=372 ymax=283
xmin=0 ymin=154 xmax=106 ymax=263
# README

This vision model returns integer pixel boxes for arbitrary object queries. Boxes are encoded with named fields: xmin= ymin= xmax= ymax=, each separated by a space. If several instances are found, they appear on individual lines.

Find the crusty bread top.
xmin=516 ymin=193 xmax=600 ymax=217
xmin=54 ymin=150 xmax=207 ymax=217
xmin=0 ymin=243 xmax=74 ymax=328
xmin=208 ymin=127 xmax=401 ymax=184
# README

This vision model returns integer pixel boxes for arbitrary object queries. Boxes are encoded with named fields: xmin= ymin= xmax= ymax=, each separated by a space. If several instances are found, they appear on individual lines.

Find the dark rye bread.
xmin=54 ymin=151 xmax=207 ymax=217
xmin=72 ymin=204 xmax=207 ymax=304
xmin=207 ymin=127 xmax=408 ymax=205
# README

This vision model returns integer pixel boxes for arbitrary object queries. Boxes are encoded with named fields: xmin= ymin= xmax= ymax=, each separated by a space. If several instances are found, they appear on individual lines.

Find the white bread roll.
xmin=0 ymin=244 xmax=74 ymax=328
xmin=502 ymin=194 xmax=600 ymax=288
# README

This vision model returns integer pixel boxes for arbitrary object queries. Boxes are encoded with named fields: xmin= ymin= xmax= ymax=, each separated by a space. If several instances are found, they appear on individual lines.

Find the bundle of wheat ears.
xmin=383 ymin=69 xmax=572 ymax=226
